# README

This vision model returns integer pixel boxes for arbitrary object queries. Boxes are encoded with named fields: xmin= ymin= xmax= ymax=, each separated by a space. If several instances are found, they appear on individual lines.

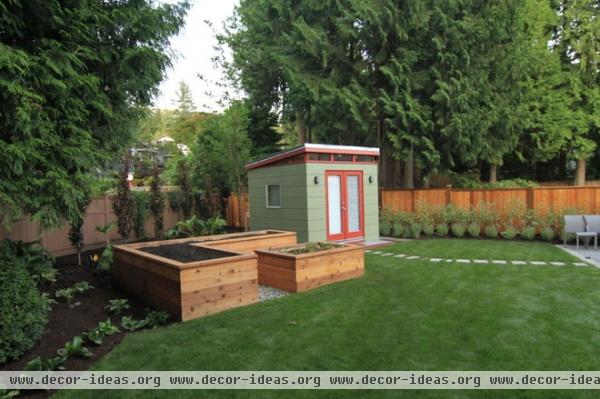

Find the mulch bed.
xmin=140 ymin=242 xmax=237 ymax=263
xmin=0 ymin=250 xmax=162 ymax=397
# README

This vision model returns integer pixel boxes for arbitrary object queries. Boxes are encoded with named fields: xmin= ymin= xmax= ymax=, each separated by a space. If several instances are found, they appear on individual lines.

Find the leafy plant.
xmin=144 ymin=310 xmax=170 ymax=328
xmin=97 ymin=319 xmax=120 ymax=336
xmin=451 ymin=223 xmax=466 ymax=238
xmin=165 ymin=216 xmax=226 ymax=239
xmin=467 ymin=222 xmax=481 ymax=238
xmin=283 ymin=242 xmax=341 ymax=255
xmin=57 ymin=336 xmax=92 ymax=358
xmin=0 ymin=389 xmax=19 ymax=399
xmin=132 ymin=191 xmax=150 ymax=239
xmin=435 ymin=223 xmax=449 ymax=236
xmin=82 ymin=329 xmax=104 ymax=346
xmin=422 ymin=223 xmax=435 ymax=236
xmin=0 ymin=240 xmax=57 ymax=284
xmin=391 ymin=221 xmax=404 ymax=237
xmin=113 ymin=158 xmax=135 ymax=241
xmin=410 ymin=223 xmax=422 ymax=239
xmin=501 ymin=225 xmax=518 ymax=239
xmin=121 ymin=316 xmax=148 ymax=331
xmin=379 ymin=218 xmax=392 ymax=236
xmin=521 ymin=226 xmax=536 ymax=240
xmin=484 ymin=224 xmax=499 ymax=238
xmin=106 ymin=299 xmax=130 ymax=315
xmin=24 ymin=355 xmax=66 ymax=371
xmin=540 ymin=226 xmax=555 ymax=242
xmin=55 ymin=288 xmax=76 ymax=302
xmin=149 ymin=165 xmax=165 ymax=239
xmin=73 ymin=281 xmax=94 ymax=294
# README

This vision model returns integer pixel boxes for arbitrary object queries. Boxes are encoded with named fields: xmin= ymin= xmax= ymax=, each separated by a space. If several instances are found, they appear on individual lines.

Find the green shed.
xmin=246 ymin=144 xmax=380 ymax=244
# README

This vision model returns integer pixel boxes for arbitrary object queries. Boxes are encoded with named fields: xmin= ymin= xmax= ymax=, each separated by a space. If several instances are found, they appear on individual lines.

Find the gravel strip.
xmin=258 ymin=285 xmax=289 ymax=302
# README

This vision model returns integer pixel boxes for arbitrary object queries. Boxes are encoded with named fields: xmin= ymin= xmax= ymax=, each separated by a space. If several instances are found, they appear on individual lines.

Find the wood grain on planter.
xmin=255 ymin=244 xmax=364 ymax=292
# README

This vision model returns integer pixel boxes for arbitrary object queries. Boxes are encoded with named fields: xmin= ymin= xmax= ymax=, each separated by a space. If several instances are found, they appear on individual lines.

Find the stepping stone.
xmin=473 ymin=259 xmax=488 ymax=264
xmin=446 ymin=259 xmax=453 ymax=263
xmin=393 ymin=254 xmax=406 ymax=258
xmin=511 ymin=261 xmax=527 ymax=265
xmin=456 ymin=259 xmax=471 ymax=263
xmin=530 ymin=261 xmax=546 ymax=265
xmin=573 ymin=262 xmax=588 ymax=267
xmin=492 ymin=260 xmax=507 ymax=265
xmin=382 ymin=253 xmax=393 ymax=256
xmin=365 ymin=249 xmax=372 ymax=253
xmin=429 ymin=258 xmax=443 ymax=262
xmin=406 ymin=256 xmax=420 ymax=260
xmin=550 ymin=262 xmax=566 ymax=266
xmin=372 ymin=251 xmax=383 ymax=254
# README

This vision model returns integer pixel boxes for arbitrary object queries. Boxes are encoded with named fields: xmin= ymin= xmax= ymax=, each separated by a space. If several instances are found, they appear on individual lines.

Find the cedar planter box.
xmin=113 ymin=230 xmax=298 ymax=321
xmin=255 ymin=243 xmax=364 ymax=292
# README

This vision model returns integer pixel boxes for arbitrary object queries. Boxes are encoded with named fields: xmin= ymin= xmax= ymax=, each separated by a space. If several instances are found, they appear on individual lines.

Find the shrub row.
xmin=379 ymin=201 xmax=576 ymax=242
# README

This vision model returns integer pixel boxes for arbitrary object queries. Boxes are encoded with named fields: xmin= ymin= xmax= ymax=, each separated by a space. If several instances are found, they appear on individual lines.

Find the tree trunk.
xmin=404 ymin=145 xmax=414 ymax=189
xmin=575 ymin=159 xmax=586 ymax=186
xmin=489 ymin=164 xmax=498 ymax=184
xmin=296 ymin=110 xmax=306 ymax=143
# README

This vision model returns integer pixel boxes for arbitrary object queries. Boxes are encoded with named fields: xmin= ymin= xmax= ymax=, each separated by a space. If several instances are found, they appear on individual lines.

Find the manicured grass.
xmin=57 ymin=240 xmax=600 ymax=399
xmin=385 ymin=238 xmax=578 ymax=262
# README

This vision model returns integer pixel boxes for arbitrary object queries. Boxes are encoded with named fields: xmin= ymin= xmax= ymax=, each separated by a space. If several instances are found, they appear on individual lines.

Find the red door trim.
xmin=325 ymin=170 xmax=364 ymax=241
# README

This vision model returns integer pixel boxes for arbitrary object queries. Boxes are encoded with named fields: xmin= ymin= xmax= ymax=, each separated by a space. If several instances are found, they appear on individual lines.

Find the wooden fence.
xmin=0 ymin=196 xmax=182 ymax=257
xmin=380 ymin=186 xmax=600 ymax=214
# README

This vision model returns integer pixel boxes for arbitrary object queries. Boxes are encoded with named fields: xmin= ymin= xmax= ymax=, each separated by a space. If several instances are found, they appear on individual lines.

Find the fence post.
xmin=526 ymin=187 xmax=534 ymax=210
xmin=411 ymin=190 xmax=416 ymax=212
xmin=445 ymin=185 xmax=452 ymax=206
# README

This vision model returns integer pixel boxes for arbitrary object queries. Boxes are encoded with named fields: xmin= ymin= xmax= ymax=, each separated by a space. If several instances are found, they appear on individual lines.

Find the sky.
xmin=153 ymin=0 xmax=239 ymax=112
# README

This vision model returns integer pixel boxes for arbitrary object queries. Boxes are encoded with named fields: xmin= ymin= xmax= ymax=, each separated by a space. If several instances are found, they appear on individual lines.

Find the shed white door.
xmin=325 ymin=171 xmax=364 ymax=240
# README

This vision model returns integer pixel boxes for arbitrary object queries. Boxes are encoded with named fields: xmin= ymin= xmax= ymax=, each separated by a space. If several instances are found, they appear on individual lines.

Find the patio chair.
xmin=563 ymin=215 xmax=596 ymax=250
xmin=583 ymin=215 xmax=600 ymax=250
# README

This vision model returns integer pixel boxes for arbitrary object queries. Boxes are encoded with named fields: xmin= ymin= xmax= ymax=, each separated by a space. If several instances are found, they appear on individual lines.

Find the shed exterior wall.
xmin=248 ymin=163 xmax=310 ymax=241
xmin=305 ymin=163 xmax=379 ymax=242
xmin=248 ymin=161 xmax=379 ymax=243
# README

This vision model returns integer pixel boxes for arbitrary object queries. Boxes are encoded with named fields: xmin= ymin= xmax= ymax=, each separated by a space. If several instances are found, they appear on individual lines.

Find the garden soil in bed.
xmin=0 ymin=250 xmax=160 ymax=398
xmin=140 ymin=243 xmax=238 ymax=263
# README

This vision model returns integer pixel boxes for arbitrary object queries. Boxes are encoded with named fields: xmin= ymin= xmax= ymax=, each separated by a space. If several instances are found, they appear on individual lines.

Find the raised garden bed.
xmin=112 ymin=230 xmax=297 ymax=321
xmin=255 ymin=243 xmax=365 ymax=293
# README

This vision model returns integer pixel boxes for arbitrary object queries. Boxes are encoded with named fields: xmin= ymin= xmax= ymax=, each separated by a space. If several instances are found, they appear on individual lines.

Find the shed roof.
xmin=245 ymin=143 xmax=380 ymax=170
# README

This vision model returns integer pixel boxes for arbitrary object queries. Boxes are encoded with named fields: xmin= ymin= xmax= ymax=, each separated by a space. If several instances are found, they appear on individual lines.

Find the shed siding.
xmin=305 ymin=163 xmax=379 ymax=242
xmin=248 ymin=163 xmax=310 ymax=241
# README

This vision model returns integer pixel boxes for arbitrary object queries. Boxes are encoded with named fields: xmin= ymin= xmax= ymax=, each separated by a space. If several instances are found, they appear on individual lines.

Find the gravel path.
xmin=258 ymin=285 xmax=288 ymax=302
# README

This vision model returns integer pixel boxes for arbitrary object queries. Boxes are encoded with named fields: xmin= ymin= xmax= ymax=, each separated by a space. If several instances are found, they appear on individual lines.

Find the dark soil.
xmin=140 ymin=243 xmax=237 ymax=263
xmin=0 ymin=250 xmax=160 ymax=398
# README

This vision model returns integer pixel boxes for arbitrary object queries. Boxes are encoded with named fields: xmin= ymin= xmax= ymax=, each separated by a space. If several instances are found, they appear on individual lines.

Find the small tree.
xmin=68 ymin=196 xmax=91 ymax=266
xmin=113 ymin=158 xmax=135 ymax=241
xmin=177 ymin=159 xmax=194 ymax=219
xmin=149 ymin=165 xmax=164 ymax=238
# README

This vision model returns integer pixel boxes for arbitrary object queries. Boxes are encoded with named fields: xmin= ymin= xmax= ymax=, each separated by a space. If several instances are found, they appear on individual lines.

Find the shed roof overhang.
xmin=245 ymin=143 xmax=380 ymax=170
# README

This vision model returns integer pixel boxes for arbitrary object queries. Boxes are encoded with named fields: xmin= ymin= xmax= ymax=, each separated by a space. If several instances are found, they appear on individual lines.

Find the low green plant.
xmin=144 ymin=310 xmax=170 ymax=328
xmin=484 ymin=224 xmax=499 ymax=238
xmin=501 ymin=225 xmax=518 ymax=239
xmin=24 ymin=355 xmax=66 ymax=371
xmin=540 ymin=226 xmax=555 ymax=242
xmin=132 ymin=191 xmax=150 ymax=239
xmin=0 ymin=388 xmax=19 ymax=399
xmin=379 ymin=218 xmax=392 ymax=236
xmin=410 ymin=223 xmax=422 ymax=239
xmin=0 ymin=240 xmax=57 ymax=284
xmin=106 ymin=299 xmax=130 ymax=315
xmin=97 ymin=318 xmax=120 ymax=336
xmin=521 ymin=226 xmax=536 ymax=240
xmin=57 ymin=336 xmax=92 ymax=358
xmin=121 ymin=316 xmax=147 ymax=331
xmin=422 ymin=223 xmax=435 ymax=236
xmin=451 ymin=223 xmax=466 ymax=237
xmin=467 ymin=222 xmax=481 ymax=238
xmin=165 ymin=216 xmax=227 ymax=239
xmin=391 ymin=221 xmax=404 ymax=237
xmin=95 ymin=222 xmax=116 ymax=273
xmin=284 ymin=242 xmax=341 ymax=255
xmin=73 ymin=281 xmax=93 ymax=294
xmin=55 ymin=288 xmax=76 ymax=302
xmin=82 ymin=329 xmax=104 ymax=346
xmin=435 ymin=223 xmax=449 ymax=236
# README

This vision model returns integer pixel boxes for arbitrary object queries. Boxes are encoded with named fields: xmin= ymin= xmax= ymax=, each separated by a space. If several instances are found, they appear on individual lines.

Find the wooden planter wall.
xmin=113 ymin=230 xmax=296 ymax=321
xmin=255 ymin=244 xmax=365 ymax=293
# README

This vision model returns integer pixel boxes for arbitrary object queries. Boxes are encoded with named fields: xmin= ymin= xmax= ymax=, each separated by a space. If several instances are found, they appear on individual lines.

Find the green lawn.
xmin=57 ymin=239 xmax=600 ymax=399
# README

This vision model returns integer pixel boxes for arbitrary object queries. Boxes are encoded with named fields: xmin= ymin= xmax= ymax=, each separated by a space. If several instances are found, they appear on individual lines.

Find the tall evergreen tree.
xmin=0 ymin=0 xmax=188 ymax=227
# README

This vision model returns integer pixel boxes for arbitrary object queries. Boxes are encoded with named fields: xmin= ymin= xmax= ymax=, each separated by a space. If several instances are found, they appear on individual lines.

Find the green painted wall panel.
xmin=248 ymin=160 xmax=379 ymax=243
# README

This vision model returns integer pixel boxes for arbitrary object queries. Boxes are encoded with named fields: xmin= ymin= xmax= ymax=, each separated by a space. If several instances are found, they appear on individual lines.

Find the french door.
xmin=325 ymin=171 xmax=364 ymax=241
